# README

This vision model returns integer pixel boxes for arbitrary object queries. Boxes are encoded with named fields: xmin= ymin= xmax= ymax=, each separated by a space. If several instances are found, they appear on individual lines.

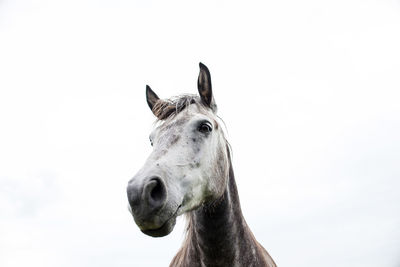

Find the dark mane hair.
xmin=152 ymin=94 xmax=203 ymax=120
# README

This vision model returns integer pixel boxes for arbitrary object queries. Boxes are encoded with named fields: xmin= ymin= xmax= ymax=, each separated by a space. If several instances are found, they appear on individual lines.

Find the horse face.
xmin=127 ymin=64 xmax=229 ymax=237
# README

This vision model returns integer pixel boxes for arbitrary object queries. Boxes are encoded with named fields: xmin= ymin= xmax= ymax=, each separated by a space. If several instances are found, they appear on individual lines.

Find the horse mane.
xmin=152 ymin=94 xmax=203 ymax=120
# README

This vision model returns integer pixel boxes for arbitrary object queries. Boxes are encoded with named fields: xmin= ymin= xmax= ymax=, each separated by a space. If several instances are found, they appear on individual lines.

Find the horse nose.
xmin=127 ymin=181 xmax=141 ymax=209
xmin=127 ymin=176 xmax=167 ymax=214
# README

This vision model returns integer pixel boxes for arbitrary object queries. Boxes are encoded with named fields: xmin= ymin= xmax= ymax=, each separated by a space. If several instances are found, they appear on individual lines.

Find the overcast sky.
xmin=1 ymin=0 xmax=400 ymax=266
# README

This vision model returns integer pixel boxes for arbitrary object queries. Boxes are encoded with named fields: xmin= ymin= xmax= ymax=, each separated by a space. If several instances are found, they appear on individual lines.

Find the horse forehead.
xmin=158 ymin=115 xmax=190 ymax=134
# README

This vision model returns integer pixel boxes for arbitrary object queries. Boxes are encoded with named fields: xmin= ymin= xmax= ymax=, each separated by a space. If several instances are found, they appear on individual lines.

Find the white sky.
xmin=1 ymin=0 xmax=400 ymax=266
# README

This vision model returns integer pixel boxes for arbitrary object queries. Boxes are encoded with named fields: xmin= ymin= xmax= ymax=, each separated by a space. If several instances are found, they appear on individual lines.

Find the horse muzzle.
xmin=127 ymin=175 xmax=178 ymax=237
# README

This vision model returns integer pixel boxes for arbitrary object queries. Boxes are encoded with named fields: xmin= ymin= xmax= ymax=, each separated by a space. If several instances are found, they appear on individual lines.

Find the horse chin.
xmin=141 ymin=215 xmax=177 ymax=237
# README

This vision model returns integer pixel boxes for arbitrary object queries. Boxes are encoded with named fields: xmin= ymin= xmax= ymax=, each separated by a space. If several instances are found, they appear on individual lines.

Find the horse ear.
xmin=146 ymin=85 xmax=160 ymax=112
xmin=197 ymin=63 xmax=216 ymax=110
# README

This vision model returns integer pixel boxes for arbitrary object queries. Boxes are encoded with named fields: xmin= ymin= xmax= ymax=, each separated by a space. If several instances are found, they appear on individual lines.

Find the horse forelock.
xmin=152 ymin=94 xmax=219 ymax=122
xmin=152 ymin=94 xmax=198 ymax=120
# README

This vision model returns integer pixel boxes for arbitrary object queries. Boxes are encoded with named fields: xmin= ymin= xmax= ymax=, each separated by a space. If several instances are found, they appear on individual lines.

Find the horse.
xmin=127 ymin=63 xmax=276 ymax=267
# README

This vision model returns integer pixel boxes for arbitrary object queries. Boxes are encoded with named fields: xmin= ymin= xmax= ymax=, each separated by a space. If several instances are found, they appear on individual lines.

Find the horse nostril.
xmin=151 ymin=180 xmax=163 ymax=201
xmin=144 ymin=177 xmax=167 ymax=209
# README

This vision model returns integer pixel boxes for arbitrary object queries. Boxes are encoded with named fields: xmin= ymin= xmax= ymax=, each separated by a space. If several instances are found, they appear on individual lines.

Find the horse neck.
xmin=185 ymin=156 xmax=258 ymax=266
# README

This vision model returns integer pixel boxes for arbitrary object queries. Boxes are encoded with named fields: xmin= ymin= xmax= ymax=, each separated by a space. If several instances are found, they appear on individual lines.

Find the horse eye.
xmin=149 ymin=137 xmax=153 ymax=146
xmin=198 ymin=122 xmax=212 ymax=133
